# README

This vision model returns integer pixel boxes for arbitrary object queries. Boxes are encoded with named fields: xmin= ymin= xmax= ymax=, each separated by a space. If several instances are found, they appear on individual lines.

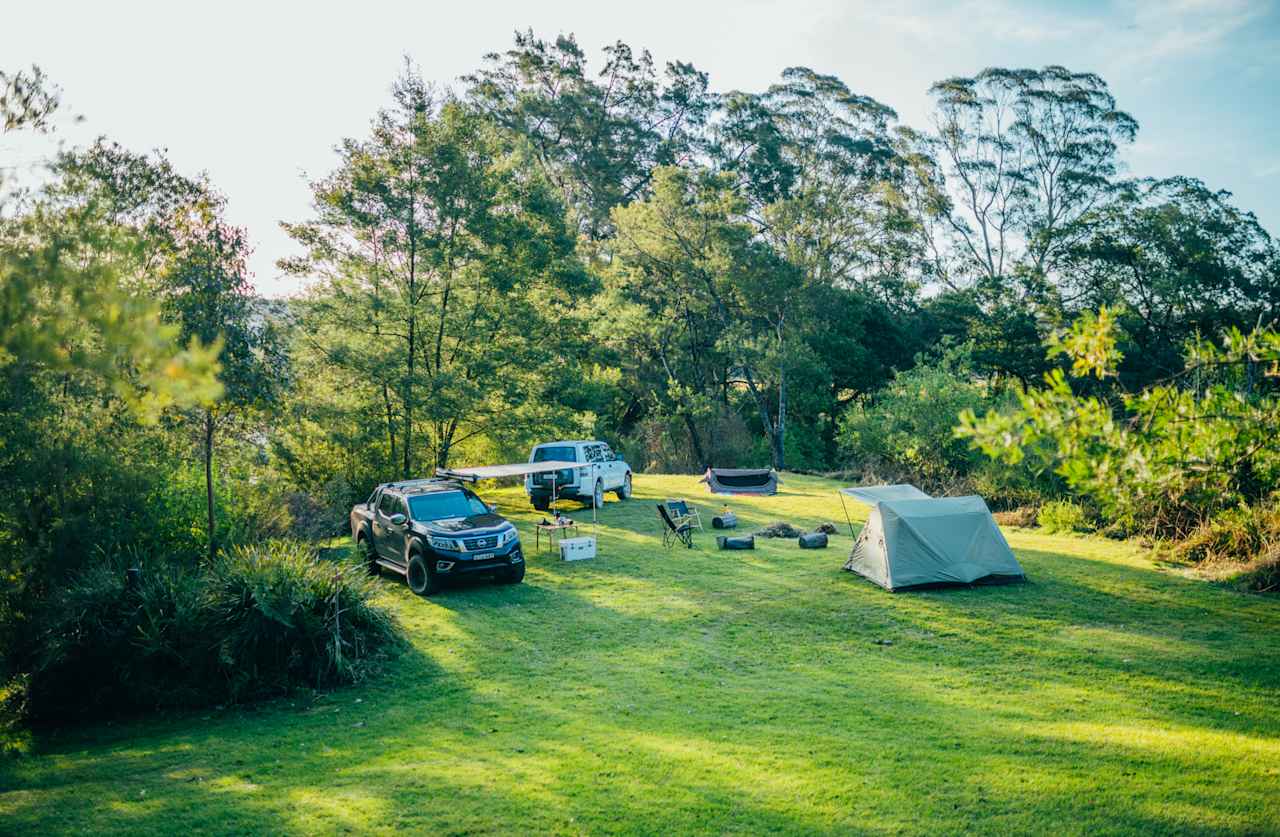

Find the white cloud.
xmin=1121 ymin=0 xmax=1269 ymax=65
xmin=862 ymin=0 xmax=1103 ymax=46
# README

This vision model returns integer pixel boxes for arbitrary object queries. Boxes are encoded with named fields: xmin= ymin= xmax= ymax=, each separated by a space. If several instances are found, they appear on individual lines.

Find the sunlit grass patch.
xmin=1 ymin=473 xmax=1277 ymax=835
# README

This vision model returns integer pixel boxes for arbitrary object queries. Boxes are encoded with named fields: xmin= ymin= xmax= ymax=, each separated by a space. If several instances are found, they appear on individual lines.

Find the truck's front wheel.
xmin=593 ymin=480 xmax=604 ymax=509
xmin=359 ymin=533 xmax=379 ymax=577
xmin=615 ymin=473 xmax=632 ymax=500
xmin=499 ymin=561 xmax=525 ymax=585
xmin=407 ymin=553 xmax=439 ymax=596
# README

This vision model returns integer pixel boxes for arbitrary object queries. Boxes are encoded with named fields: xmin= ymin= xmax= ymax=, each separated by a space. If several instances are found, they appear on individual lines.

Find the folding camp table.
xmin=436 ymin=459 xmax=604 ymax=559
xmin=535 ymin=519 xmax=579 ymax=551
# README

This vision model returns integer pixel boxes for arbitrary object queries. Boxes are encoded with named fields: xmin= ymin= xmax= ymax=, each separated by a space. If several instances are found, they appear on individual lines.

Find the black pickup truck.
xmin=350 ymin=479 xmax=524 ymax=595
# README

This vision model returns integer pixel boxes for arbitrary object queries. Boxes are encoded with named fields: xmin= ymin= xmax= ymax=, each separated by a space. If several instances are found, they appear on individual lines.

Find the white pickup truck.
xmin=524 ymin=440 xmax=633 ymax=510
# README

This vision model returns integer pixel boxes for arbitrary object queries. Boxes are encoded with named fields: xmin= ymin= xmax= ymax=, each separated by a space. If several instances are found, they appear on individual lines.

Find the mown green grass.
xmin=2 ymin=473 xmax=1278 ymax=835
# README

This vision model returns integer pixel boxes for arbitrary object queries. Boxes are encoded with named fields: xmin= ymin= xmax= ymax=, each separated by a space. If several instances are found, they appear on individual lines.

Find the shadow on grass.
xmin=5 ymin=479 xmax=1278 ymax=834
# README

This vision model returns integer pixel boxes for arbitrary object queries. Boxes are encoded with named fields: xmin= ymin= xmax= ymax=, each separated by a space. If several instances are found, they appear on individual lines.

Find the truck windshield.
xmin=533 ymin=446 xmax=576 ymax=463
xmin=408 ymin=491 xmax=488 ymax=521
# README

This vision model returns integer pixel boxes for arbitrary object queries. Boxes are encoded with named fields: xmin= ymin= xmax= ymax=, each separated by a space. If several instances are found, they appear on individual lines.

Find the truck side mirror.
xmin=389 ymin=513 xmax=407 ymax=526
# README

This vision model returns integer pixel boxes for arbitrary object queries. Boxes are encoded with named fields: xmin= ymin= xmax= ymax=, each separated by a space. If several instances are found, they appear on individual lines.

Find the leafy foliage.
xmin=838 ymin=347 xmax=1001 ymax=486
xmin=9 ymin=543 xmax=401 ymax=724
xmin=4 ymin=40 xmax=1280 ymax=732
xmin=466 ymin=31 xmax=714 ymax=239
xmin=1058 ymin=176 xmax=1280 ymax=386
xmin=930 ymin=65 xmax=1137 ymax=281
xmin=282 ymin=67 xmax=594 ymax=477
xmin=959 ymin=310 xmax=1280 ymax=534
xmin=1036 ymin=500 xmax=1092 ymax=534
xmin=0 ymin=64 xmax=61 ymax=133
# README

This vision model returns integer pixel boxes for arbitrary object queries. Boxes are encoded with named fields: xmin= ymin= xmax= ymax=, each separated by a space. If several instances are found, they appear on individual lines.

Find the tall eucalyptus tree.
xmin=283 ymin=65 xmax=592 ymax=475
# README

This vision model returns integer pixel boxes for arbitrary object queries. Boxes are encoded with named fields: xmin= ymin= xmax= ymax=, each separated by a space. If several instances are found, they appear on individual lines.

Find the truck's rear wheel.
xmin=593 ymin=480 xmax=604 ymax=509
xmin=532 ymin=495 xmax=549 ymax=512
xmin=407 ymin=553 xmax=439 ymax=596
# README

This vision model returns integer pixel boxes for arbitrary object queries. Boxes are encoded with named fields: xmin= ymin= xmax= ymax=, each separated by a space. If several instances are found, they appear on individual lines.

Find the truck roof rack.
xmin=384 ymin=477 xmax=459 ymax=492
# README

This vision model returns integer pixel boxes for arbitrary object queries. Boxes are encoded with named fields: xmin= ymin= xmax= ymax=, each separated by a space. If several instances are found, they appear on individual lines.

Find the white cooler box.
xmin=559 ymin=536 xmax=596 ymax=561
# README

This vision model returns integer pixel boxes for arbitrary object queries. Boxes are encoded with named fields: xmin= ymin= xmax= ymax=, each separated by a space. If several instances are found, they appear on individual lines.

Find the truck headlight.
xmin=429 ymin=536 xmax=461 ymax=551
xmin=499 ymin=528 xmax=518 ymax=546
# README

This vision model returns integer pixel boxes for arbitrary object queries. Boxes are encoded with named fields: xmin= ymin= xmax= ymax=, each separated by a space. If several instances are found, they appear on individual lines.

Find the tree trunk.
xmin=403 ymin=180 xmax=418 ymax=480
xmin=204 ymin=409 xmax=216 ymax=562
xmin=403 ymin=313 xmax=414 ymax=479
xmin=774 ymin=362 xmax=787 ymax=472
xmin=382 ymin=382 xmax=397 ymax=473
xmin=438 ymin=418 xmax=458 ymax=469
xmin=740 ymin=363 xmax=780 ymax=470
xmin=682 ymin=413 xmax=707 ymax=470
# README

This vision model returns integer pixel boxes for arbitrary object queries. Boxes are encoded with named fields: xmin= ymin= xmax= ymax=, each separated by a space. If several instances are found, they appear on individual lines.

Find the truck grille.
xmin=464 ymin=536 xmax=498 ymax=551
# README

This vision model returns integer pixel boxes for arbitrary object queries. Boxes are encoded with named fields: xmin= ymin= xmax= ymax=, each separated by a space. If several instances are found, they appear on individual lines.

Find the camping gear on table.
xmin=717 ymin=534 xmax=755 ymax=550
xmin=664 ymin=499 xmax=703 ymax=531
xmin=701 ymin=467 xmax=778 ymax=496
xmin=536 ymin=517 xmax=579 ymax=551
xmin=838 ymin=484 xmax=1025 ymax=591
xmin=798 ymin=532 xmax=828 ymax=549
xmin=657 ymin=503 xmax=695 ymax=549
xmin=711 ymin=511 xmax=737 ymax=529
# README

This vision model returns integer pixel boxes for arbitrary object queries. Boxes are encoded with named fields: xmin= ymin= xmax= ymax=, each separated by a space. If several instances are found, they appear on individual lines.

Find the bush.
xmin=838 ymin=350 xmax=989 ymax=486
xmin=207 ymin=542 xmax=401 ymax=700
xmin=8 ymin=542 xmax=403 ymax=725
xmin=1169 ymin=500 xmax=1280 ymax=593
xmin=1037 ymin=500 xmax=1093 ymax=534
xmin=1171 ymin=503 xmax=1272 ymax=564
xmin=1229 ymin=551 xmax=1280 ymax=594
xmin=621 ymin=409 xmax=756 ymax=474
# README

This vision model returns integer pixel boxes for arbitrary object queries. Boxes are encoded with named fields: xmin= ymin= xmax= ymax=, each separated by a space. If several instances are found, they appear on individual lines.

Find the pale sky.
xmin=4 ymin=0 xmax=1278 ymax=297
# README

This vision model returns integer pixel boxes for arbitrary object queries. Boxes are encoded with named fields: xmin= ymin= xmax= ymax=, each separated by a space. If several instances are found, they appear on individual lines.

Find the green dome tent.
xmin=839 ymin=485 xmax=1026 ymax=591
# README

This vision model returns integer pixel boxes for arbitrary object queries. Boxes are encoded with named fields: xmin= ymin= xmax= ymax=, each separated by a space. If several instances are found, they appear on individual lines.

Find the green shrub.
xmin=1229 ymin=550 xmax=1280 ymax=594
xmin=1037 ymin=500 xmax=1093 ymax=534
xmin=1171 ymin=503 xmax=1269 ymax=565
xmin=837 ymin=345 xmax=1059 ymax=505
xmin=838 ymin=348 xmax=995 ymax=487
xmin=9 ymin=542 xmax=402 ymax=725
xmin=1170 ymin=500 xmax=1280 ymax=593
xmin=207 ymin=542 xmax=402 ymax=701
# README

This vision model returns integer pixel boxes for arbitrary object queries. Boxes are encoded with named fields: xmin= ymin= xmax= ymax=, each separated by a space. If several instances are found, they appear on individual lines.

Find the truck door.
xmin=384 ymin=495 xmax=410 ymax=562
xmin=373 ymin=492 xmax=401 ymax=560
xmin=599 ymin=443 xmax=621 ymax=490
xmin=584 ymin=444 xmax=604 ymax=492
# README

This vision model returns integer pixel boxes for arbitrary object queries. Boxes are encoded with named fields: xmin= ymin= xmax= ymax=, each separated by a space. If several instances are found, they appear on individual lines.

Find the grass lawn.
xmin=2 ymin=473 xmax=1278 ymax=835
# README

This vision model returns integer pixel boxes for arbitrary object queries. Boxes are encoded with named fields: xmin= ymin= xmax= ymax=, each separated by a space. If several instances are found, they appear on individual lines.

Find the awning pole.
xmin=839 ymin=492 xmax=857 ymax=539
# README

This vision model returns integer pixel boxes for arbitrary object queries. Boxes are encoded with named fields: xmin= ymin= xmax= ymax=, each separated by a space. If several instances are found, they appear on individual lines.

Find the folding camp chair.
xmin=663 ymin=498 xmax=703 ymax=531
xmin=657 ymin=504 xmax=694 ymax=549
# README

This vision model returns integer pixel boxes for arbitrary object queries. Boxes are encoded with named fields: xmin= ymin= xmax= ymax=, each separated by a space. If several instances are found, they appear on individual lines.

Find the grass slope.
xmin=2 ymin=473 xmax=1278 ymax=835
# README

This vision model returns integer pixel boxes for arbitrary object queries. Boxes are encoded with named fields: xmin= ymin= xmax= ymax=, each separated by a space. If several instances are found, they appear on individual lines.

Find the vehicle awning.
xmin=435 ymin=461 xmax=579 ymax=482
xmin=838 ymin=484 xmax=932 ymax=505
